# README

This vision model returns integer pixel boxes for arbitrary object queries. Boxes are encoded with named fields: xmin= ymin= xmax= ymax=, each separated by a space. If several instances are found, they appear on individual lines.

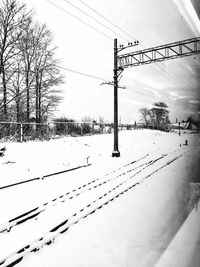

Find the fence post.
xmin=80 ymin=123 xmax=83 ymax=135
xmin=20 ymin=124 xmax=23 ymax=142
xmin=47 ymin=123 xmax=50 ymax=140
xmin=64 ymin=122 xmax=67 ymax=136
xmin=92 ymin=123 xmax=95 ymax=134
xmin=66 ymin=123 xmax=69 ymax=135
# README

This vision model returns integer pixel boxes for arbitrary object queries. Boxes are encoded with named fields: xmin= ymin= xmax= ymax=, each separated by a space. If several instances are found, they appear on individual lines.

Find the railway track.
xmin=0 ymin=150 xmax=184 ymax=267
xmin=0 ymin=154 xmax=150 ymax=233
xmin=0 ymin=163 xmax=91 ymax=191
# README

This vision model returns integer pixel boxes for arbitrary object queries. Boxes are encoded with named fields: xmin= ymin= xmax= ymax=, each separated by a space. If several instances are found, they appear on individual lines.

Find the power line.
xmin=78 ymin=0 xmax=138 ymax=42
xmin=5 ymin=0 xmax=194 ymax=93
xmin=0 ymin=63 xmax=108 ymax=81
xmin=0 ymin=65 xmax=108 ymax=111
xmin=145 ymin=53 xmax=193 ymax=91
xmin=62 ymin=0 xmax=130 ymax=42
xmin=76 ymin=0 xmax=190 ymax=88
xmin=46 ymin=0 xmax=113 ymax=40
xmin=56 ymin=65 xmax=108 ymax=81
xmin=47 ymin=0 xmax=185 ymax=88
xmin=137 ymin=41 xmax=193 ymax=90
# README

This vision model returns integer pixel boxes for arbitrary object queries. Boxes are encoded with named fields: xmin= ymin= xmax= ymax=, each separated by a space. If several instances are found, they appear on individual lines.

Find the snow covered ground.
xmin=0 ymin=129 xmax=199 ymax=267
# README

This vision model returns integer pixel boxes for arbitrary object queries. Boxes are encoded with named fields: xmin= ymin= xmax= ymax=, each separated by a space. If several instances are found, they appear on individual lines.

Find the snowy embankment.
xmin=0 ymin=130 xmax=199 ymax=267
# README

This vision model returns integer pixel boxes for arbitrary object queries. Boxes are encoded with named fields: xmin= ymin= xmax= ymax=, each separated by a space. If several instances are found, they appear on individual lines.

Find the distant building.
xmin=188 ymin=120 xmax=200 ymax=131
xmin=170 ymin=121 xmax=200 ymax=132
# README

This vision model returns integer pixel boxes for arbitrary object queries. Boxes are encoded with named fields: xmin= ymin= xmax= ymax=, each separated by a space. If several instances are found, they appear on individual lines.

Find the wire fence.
xmin=1 ymin=120 xmax=154 ymax=142
xmin=1 ymin=121 xmax=197 ymax=143
xmin=0 ymin=121 xmax=137 ymax=142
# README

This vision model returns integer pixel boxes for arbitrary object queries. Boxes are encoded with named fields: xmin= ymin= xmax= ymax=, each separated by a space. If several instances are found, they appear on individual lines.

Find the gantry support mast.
xmin=112 ymin=37 xmax=200 ymax=157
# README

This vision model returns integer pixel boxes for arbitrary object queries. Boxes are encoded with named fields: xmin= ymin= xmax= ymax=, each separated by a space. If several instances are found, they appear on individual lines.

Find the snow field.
xmin=17 ymin=148 xmax=198 ymax=267
xmin=0 ymin=130 xmax=199 ymax=266
xmin=2 ymin=153 xmax=179 ymax=262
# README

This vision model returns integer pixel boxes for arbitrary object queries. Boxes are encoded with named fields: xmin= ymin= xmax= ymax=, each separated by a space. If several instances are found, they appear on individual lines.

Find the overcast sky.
xmin=25 ymin=0 xmax=200 ymax=123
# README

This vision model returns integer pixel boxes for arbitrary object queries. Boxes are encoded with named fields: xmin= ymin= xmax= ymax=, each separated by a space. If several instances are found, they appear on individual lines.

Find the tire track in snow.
xmin=0 ymin=153 xmax=183 ymax=267
xmin=0 ymin=154 xmax=149 ymax=233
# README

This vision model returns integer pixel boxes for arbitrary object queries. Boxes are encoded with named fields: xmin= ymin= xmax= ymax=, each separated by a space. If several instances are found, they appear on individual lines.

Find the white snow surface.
xmin=0 ymin=130 xmax=199 ymax=267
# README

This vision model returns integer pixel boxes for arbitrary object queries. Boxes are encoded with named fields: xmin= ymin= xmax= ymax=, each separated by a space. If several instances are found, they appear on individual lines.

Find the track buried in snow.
xmin=0 ymin=164 xmax=91 ymax=190
xmin=0 ymin=154 xmax=149 ymax=233
xmin=0 ymin=152 xmax=183 ymax=267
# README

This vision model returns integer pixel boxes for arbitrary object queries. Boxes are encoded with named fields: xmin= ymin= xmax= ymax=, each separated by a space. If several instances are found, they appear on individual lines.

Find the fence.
xmin=0 ymin=121 xmax=50 ymax=142
xmin=0 ymin=121 xmax=113 ymax=142
xmin=0 ymin=121 xmax=176 ymax=142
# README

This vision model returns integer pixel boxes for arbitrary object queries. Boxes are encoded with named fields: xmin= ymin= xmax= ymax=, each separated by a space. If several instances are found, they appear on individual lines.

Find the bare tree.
xmin=139 ymin=107 xmax=151 ymax=126
xmin=19 ymin=15 xmax=36 ymax=122
xmin=0 ymin=0 xmax=27 ymax=118
xmin=9 ymin=56 xmax=26 ymax=122
xmin=0 ymin=2 xmax=64 ymax=126
xmin=139 ymin=102 xmax=170 ymax=130
xmin=31 ymin=23 xmax=63 ymax=124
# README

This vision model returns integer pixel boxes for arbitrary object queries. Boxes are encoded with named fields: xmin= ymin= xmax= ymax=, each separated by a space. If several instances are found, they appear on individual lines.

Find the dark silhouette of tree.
xmin=150 ymin=102 xmax=170 ymax=126
xmin=139 ymin=102 xmax=170 ymax=129
xmin=0 ymin=1 xmax=64 ymax=123
xmin=31 ymin=23 xmax=64 ymax=124
xmin=19 ymin=15 xmax=35 ymax=122
xmin=139 ymin=107 xmax=151 ymax=126
xmin=0 ymin=0 xmax=27 ymax=118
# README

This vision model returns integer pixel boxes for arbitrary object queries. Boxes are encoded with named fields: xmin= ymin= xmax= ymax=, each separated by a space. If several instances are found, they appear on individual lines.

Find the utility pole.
xmin=112 ymin=38 xmax=120 ymax=157
xmin=112 ymin=38 xmax=139 ymax=157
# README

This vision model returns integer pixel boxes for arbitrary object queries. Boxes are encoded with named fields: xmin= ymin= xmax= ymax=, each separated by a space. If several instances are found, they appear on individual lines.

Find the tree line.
xmin=0 ymin=0 xmax=64 ymax=123
xmin=139 ymin=102 xmax=170 ymax=129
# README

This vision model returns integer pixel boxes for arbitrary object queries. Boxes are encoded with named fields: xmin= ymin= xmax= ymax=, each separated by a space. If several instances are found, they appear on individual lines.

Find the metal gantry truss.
xmin=118 ymin=37 xmax=200 ymax=69
xmin=112 ymin=37 xmax=200 ymax=157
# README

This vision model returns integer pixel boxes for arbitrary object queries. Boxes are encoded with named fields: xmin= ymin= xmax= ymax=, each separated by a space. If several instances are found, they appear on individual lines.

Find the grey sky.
xmin=25 ymin=0 xmax=200 ymax=123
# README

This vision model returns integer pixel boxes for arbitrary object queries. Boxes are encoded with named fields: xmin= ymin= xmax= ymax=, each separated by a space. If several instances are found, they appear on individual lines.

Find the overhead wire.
xmin=125 ymin=85 xmax=192 ymax=115
xmin=62 ymin=0 xmax=131 ymax=42
xmin=1 ymin=1 xmax=196 ymax=113
xmin=0 ymin=64 xmax=108 ymax=81
xmin=136 ymin=40 xmax=193 ymax=91
xmin=46 ymin=0 xmax=113 ymax=40
xmin=46 ymin=0 xmax=193 ymax=92
xmin=0 ymin=67 xmax=108 ymax=111
xmin=123 ymin=40 xmax=193 ymax=92
xmin=75 ymin=0 xmax=192 ymax=90
xmin=78 ymin=0 xmax=138 ymax=42
xmin=56 ymin=65 xmax=108 ymax=81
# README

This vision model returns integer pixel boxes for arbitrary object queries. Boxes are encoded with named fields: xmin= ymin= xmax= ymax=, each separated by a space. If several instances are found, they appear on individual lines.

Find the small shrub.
xmin=81 ymin=123 xmax=92 ymax=135
xmin=68 ymin=122 xmax=81 ymax=135
xmin=54 ymin=117 xmax=74 ymax=135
